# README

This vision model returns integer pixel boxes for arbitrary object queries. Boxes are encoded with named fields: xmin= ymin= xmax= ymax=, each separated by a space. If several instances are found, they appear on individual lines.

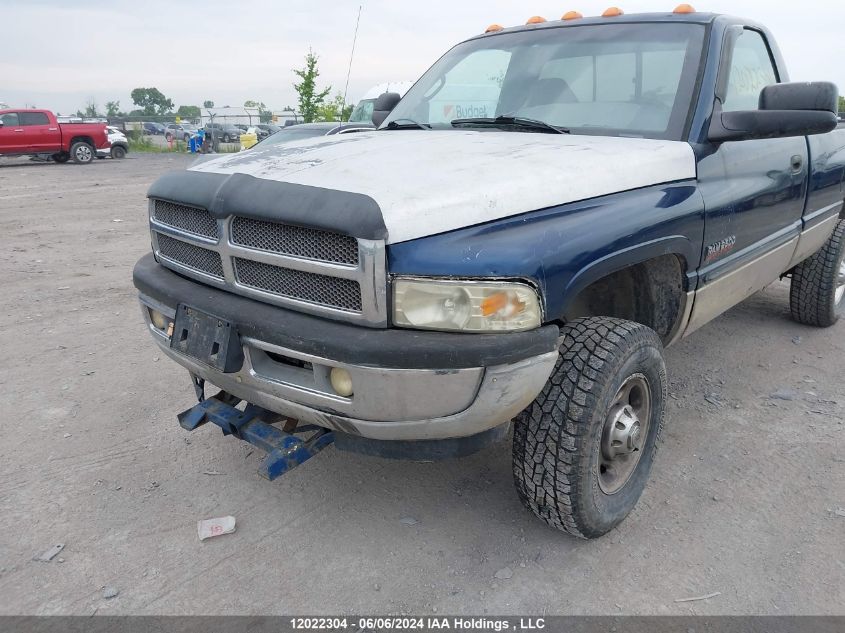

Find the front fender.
xmin=561 ymin=235 xmax=697 ymax=317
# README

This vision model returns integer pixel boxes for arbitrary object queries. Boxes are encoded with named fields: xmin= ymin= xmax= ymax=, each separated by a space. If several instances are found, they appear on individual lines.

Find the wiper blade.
xmin=383 ymin=118 xmax=431 ymax=130
xmin=451 ymin=115 xmax=570 ymax=134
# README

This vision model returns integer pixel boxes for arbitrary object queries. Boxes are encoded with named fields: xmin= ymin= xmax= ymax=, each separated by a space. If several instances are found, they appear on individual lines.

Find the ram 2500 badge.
xmin=133 ymin=7 xmax=845 ymax=538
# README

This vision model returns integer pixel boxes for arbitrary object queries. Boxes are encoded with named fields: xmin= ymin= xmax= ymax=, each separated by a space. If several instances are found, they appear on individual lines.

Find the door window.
xmin=722 ymin=30 xmax=778 ymax=112
xmin=1 ymin=112 xmax=20 ymax=126
xmin=20 ymin=112 xmax=50 ymax=126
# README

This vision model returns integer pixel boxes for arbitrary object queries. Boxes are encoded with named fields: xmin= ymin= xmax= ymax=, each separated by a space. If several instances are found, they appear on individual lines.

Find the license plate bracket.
xmin=170 ymin=305 xmax=244 ymax=373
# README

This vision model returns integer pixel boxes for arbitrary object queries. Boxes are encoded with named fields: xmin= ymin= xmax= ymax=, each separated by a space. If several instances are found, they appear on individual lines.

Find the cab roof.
xmin=472 ymin=10 xmax=721 ymax=40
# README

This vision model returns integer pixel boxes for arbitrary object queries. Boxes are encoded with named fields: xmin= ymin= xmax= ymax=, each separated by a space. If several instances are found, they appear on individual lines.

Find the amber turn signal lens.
xmin=525 ymin=16 xmax=547 ymax=24
xmin=602 ymin=6 xmax=624 ymax=17
xmin=480 ymin=291 xmax=527 ymax=318
xmin=485 ymin=23 xmax=504 ymax=33
xmin=673 ymin=3 xmax=695 ymax=13
xmin=562 ymin=11 xmax=583 ymax=20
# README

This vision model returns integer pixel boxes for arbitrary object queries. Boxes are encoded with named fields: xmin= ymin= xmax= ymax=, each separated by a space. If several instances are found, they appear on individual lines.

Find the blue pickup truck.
xmin=134 ymin=7 xmax=845 ymax=538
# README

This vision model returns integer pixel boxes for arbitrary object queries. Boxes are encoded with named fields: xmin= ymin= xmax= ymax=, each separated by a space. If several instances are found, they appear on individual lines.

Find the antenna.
xmin=341 ymin=4 xmax=363 ymax=123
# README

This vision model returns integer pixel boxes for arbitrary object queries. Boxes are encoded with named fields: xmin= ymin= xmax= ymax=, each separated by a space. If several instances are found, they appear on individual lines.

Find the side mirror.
xmin=709 ymin=81 xmax=839 ymax=142
xmin=372 ymin=92 xmax=401 ymax=127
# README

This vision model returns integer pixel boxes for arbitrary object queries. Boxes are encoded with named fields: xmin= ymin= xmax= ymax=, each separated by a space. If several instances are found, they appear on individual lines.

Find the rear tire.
xmin=70 ymin=141 xmax=94 ymax=164
xmin=222 ymin=133 xmax=231 ymax=143
xmin=512 ymin=317 xmax=667 ymax=539
xmin=52 ymin=152 xmax=70 ymax=164
xmin=789 ymin=218 xmax=845 ymax=328
xmin=111 ymin=145 xmax=127 ymax=159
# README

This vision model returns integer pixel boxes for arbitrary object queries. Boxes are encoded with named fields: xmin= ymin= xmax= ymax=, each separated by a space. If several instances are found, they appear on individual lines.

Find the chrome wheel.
xmin=835 ymin=259 xmax=845 ymax=305
xmin=75 ymin=145 xmax=92 ymax=162
xmin=599 ymin=374 xmax=651 ymax=494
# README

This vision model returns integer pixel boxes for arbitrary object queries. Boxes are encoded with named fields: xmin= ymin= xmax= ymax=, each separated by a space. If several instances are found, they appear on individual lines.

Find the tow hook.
xmin=177 ymin=390 xmax=335 ymax=480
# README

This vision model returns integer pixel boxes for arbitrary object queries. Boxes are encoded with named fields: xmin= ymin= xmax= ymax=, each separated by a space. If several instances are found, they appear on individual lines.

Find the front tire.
xmin=789 ymin=218 xmax=845 ymax=328
xmin=70 ymin=141 xmax=94 ymax=164
xmin=222 ymin=134 xmax=231 ymax=143
xmin=512 ymin=317 xmax=667 ymax=539
xmin=111 ymin=145 xmax=127 ymax=159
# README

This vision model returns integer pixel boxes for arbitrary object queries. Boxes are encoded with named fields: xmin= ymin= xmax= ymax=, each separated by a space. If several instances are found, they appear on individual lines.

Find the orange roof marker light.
xmin=673 ymin=3 xmax=696 ymax=13
xmin=485 ymin=23 xmax=504 ymax=33
xmin=562 ymin=10 xmax=583 ymax=20
xmin=526 ymin=16 xmax=547 ymax=24
xmin=601 ymin=7 xmax=624 ymax=17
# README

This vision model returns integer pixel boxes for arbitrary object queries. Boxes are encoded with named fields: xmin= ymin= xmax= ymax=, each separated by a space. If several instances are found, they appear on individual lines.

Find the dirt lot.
xmin=0 ymin=153 xmax=843 ymax=616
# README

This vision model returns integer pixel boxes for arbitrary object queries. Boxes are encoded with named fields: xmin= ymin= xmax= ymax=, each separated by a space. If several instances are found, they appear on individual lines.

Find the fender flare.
xmin=559 ymin=236 xmax=696 ymax=318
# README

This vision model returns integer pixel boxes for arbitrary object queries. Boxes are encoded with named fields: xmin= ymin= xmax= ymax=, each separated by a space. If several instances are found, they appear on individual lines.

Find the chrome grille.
xmin=231 ymin=217 xmax=358 ymax=265
xmin=152 ymin=200 xmax=218 ymax=239
xmin=234 ymin=258 xmax=362 ymax=312
xmin=156 ymin=233 xmax=224 ymax=279
xmin=148 ymin=197 xmax=387 ymax=326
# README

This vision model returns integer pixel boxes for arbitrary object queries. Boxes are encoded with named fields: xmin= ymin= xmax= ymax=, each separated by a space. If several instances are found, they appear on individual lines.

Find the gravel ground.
xmin=0 ymin=153 xmax=843 ymax=616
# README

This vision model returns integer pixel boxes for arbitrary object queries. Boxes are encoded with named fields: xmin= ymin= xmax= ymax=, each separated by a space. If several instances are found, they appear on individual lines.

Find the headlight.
xmin=392 ymin=278 xmax=542 ymax=333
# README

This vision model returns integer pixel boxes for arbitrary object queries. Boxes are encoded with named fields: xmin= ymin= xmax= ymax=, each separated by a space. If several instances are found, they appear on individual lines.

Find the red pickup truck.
xmin=0 ymin=109 xmax=110 ymax=164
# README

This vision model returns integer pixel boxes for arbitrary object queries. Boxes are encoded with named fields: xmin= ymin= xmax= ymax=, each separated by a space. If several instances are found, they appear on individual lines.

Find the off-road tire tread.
xmin=512 ymin=317 xmax=665 ymax=539
xmin=789 ymin=218 xmax=845 ymax=327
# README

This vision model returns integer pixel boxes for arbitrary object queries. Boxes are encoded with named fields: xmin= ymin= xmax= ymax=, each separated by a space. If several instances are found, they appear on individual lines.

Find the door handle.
xmin=14 ymin=129 xmax=24 ymax=133
xmin=790 ymin=155 xmax=803 ymax=173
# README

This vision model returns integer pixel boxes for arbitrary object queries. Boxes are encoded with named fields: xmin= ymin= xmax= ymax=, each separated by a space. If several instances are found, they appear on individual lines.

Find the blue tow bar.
xmin=177 ymin=393 xmax=335 ymax=480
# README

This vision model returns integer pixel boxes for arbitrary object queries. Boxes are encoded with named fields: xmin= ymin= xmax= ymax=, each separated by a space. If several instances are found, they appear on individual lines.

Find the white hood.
xmin=192 ymin=130 xmax=696 ymax=244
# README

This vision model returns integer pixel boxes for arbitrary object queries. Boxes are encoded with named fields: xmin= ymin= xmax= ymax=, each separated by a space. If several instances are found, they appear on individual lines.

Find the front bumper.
xmin=97 ymin=143 xmax=125 ymax=158
xmin=134 ymin=254 xmax=559 ymax=441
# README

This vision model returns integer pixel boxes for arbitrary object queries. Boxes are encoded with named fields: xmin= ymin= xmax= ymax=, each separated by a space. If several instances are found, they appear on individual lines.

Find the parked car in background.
xmin=0 ymin=108 xmax=109 ymax=164
xmin=255 ymin=123 xmax=280 ymax=139
xmin=143 ymin=122 xmax=166 ymax=135
xmin=259 ymin=122 xmax=373 ymax=146
xmin=204 ymin=122 xmax=243 ymax=143
xmin=164 ymin=123 xmax=198 ymax=142
xmin=97 ymin=126 xmax=128 ymax=159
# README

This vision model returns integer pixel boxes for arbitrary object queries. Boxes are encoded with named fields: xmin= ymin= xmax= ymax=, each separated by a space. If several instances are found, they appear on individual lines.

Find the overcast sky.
xmin=2 ymin=0 xmax=843 ymax=114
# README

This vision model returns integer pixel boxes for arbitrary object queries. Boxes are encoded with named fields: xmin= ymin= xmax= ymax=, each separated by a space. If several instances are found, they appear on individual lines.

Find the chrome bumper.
xmin=140 ymin=297 xmax=558 ymax=441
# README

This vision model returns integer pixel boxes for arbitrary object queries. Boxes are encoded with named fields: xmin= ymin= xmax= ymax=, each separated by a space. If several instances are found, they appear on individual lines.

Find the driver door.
xmin=689 ymin=28 xmax=807 ymax=331
xmin=0 ymin=112 xmax=26 ymax=153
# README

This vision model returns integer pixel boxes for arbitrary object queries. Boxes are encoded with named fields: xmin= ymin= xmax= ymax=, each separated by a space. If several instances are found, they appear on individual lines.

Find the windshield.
xmin=382 ymin=23 xmax=705 ymax=139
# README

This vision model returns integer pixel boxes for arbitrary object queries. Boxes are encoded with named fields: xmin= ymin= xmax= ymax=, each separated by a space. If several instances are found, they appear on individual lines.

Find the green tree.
xmin=316 ymin=93 xmax=353 ymax=122
xmin=105 ymin=100 xmax=122 ymax=117
xmin=130 ymin=87 xmax=174 ymax=116
xmin=177 ymin=105 xmax=201 ymax=120
xmin=839 ymin=95 xmax=845 ymax=113
xmin=293 ymin=49 xmax=331 ymax=123
xmin=82 ymin=98 xmax=103 ymax=118
xmin=203 ymin=100 xmax=215 ymax=109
